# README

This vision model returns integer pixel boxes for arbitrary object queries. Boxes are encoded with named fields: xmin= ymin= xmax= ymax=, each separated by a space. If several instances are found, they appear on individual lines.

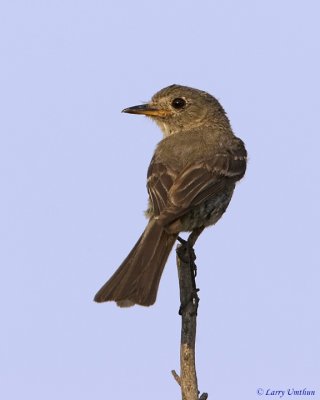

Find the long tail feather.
xmin=94 ymin=220 xmax=177 ymax=307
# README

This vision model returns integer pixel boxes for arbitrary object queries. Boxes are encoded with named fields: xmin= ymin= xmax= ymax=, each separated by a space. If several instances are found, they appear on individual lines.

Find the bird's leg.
xmin=188 ymin=226 xmax=204 ymax=247
xmin=187 ymin=226 xmax=204 ymax=278
xmin=187 ymin=226 xmax=204 ymax=279
xmin=176 ymin=227 xmax=204 ymax=315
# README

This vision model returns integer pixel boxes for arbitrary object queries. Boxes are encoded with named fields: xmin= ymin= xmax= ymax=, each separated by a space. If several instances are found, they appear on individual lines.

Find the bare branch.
xmin=173 ymin=229 xmax=208 ymax=400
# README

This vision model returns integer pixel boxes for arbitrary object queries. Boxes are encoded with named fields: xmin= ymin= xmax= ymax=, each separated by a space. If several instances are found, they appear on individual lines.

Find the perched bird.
xmin=94 ymin=84 xmax=247 ymax=307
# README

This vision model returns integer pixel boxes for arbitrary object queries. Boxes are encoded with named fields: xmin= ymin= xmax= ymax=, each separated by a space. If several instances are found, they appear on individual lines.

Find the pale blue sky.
xmin=1 ymin=1 xmax=319 ymax=399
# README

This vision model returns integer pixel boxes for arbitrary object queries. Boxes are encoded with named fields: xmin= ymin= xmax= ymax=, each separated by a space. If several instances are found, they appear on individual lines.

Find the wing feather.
xmin=147 ymin=138 xmax=247 ymax=227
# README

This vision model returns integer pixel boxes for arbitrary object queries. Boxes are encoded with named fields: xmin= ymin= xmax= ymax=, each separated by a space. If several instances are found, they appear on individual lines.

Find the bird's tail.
xmin=94 ymin=220 xmax=177 ymax=307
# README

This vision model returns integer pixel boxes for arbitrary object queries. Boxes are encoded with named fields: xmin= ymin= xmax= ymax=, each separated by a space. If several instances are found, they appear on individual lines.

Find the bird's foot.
xmin=176 ymin=236 xmax=197 ymax=268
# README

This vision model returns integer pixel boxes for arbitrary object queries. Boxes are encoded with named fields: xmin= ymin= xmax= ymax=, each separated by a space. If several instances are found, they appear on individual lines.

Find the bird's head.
xmin=122 ymin=84 xmax=229 ymax=137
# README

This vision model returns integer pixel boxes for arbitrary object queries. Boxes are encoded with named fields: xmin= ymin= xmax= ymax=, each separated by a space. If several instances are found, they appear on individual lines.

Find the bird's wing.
xmin=147 ymin=159 xmax=176 ymax=217
xmin=147 ymin=140 xmax=247 ymax=227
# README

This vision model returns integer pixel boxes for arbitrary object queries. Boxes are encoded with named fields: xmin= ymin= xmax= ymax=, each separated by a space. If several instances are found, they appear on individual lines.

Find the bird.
xmin=94 ymin=84 xmax=247 ymax=307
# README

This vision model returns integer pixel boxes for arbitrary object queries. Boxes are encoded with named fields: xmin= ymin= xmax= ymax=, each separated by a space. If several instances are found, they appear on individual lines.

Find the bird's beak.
xmin=122 ymin=104 xmax=171 ymax=117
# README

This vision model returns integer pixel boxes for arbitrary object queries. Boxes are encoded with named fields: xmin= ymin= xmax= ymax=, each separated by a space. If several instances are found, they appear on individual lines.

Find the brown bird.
xmin=94 ymin=84 xmax=247 ymax=307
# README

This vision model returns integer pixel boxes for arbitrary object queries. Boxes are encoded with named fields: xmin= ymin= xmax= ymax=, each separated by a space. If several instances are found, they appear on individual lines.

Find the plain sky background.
xmin=1 ymin=1 xmax=319 ymax=399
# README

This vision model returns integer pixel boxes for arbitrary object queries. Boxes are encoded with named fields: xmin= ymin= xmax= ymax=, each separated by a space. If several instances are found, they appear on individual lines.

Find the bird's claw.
xmin=176 ymin=236 xmax=197 ymax=264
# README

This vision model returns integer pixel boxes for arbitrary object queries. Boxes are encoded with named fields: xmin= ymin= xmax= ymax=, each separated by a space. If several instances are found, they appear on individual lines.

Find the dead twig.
xmin=172 ymin=228 xmax=208 ymax=400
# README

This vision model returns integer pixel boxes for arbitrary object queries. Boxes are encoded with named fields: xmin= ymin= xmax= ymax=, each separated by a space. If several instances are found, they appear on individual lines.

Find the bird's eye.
xmin=171 ymin=97 xmax=186 ymax=109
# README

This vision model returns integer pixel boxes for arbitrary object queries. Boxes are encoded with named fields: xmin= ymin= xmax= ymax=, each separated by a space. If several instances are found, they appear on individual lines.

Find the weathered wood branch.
xmin=172 ymin=228 xmax=208 ymax=400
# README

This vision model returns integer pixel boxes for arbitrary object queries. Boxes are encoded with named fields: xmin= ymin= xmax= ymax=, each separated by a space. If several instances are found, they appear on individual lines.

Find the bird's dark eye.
xmin=171 ymin=97 xmax=186 ymax=109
